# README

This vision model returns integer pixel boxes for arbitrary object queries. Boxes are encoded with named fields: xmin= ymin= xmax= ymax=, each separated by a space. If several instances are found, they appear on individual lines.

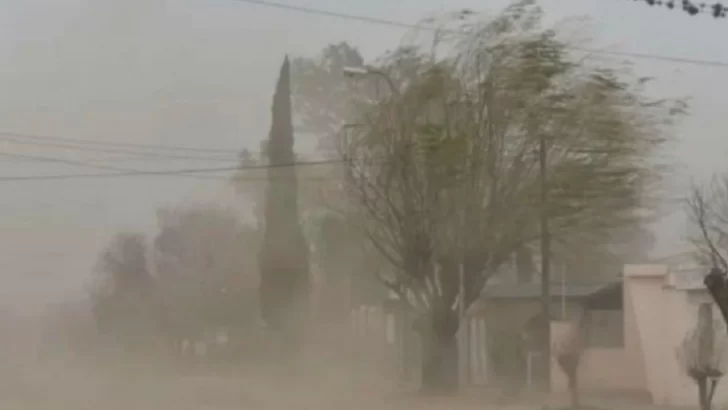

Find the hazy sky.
xmin=0 ymin=0 xmax=725 ymax=313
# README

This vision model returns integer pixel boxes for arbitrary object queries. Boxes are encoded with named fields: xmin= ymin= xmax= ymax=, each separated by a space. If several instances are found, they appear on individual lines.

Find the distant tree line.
xmin=90 ymin=204 xmax=260 ymax=356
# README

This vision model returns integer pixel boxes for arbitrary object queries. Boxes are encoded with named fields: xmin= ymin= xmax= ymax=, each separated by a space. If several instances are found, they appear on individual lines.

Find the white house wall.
xmin=625 ymin=264 xmax=728 ymax=407
xmin=665 ymin=291 xmax=728 ymax=407
xmin=625 ymin=265 xmax=670 ymax=404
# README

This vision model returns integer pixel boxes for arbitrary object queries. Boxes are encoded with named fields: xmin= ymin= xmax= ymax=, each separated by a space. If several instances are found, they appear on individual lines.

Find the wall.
xmin=623 ymin=265 xmax=726 ymax=406
xmin=553 ymin=264 xmax=728 ymax=407
xmin=550 ymin=321 xmax=643 ymax=394
xmin=657 ymin=289 xmax=728 ymax=407
xmin=484 ymin=299 xmax=582 ymax=342
xmin=550 ymin=265 xmax=663 ymax=398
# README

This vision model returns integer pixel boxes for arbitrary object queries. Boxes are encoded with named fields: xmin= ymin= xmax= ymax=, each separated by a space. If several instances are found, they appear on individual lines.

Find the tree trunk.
xmin=698 ymin=377 xmax=711 ymax=410
xmin=568 ymin=374 xmax=580 ymax=409
xmin=420 ymin=333 xmax=459 ymax=394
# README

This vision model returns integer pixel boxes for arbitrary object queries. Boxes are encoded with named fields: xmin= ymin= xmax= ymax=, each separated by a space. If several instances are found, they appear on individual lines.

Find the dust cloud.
xmin=0 ymin=0 xmax=722 ymax=409
xmin=0 ymin=310 xmax=494 ymax=410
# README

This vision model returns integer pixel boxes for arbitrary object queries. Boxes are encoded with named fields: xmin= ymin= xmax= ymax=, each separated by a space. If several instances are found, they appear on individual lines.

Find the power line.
xmin=230 ymin=0 xmax=728 ymax=68
xmin=0 ymin=158 xmax=344 ymax=182
xmin=0 ymin=150 xmax=338 ymax=182
xmin=0 ymin=151 xmax=229 ymax=180
xmin=232 ymin=0 xmax=420 ymax=30
xmin=0 ymin=134 xmax=242 ymax=162
xmin=0 ymin=131 xmax=240 ymax=154
xmin=0 ymin=151 xmax=131 ymax=172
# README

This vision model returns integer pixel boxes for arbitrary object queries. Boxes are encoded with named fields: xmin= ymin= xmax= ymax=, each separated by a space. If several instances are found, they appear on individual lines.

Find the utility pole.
xmin=459 ymin=258 xmax=468 ymax=386
xmin=539 ymin=133 xmax=552 ymax=391
xmin=458 ymin=196 xmax=470 ymax=387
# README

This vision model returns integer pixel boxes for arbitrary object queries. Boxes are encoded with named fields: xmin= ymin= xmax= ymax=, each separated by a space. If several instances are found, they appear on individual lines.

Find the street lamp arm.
xmin=343 ymin=65 xmax=398 ymax=95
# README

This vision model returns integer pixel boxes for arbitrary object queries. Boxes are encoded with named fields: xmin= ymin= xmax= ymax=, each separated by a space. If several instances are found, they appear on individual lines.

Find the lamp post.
xmin=343 ymin=66 xmax=398 ymax=96
xmin=343 ymin=65 xmax=408 ymax=382
xmin=539 ymin=127 xmax=552 ymax=391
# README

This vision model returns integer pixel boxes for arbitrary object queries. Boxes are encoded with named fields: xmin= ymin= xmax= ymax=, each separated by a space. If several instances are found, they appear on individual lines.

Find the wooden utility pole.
xmin=459 ymin=260 xmax=468 ymax=386
xmin=459 ymin=202 xmax=470 ymax=387
xmin=539 ymin=133 xmax=552 ymax=390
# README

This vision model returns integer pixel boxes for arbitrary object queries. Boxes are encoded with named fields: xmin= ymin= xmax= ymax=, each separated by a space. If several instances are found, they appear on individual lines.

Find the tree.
xmin=686 ymin=176 xmax=728 ymax=329
xmin=258 ymin=56 xmax=311 ymax=354
xmin=677 ymin=304 xmax=727 ymax=410
xmin=687 ymin=176 xmax=728 ymax=270
xmin=293 ymin=46 xmax=661 ymax=288
xmin=236 ymin=145 xmax=269 ymax=230
xmin=339 ymin=0 xmax=681 ymax=392
xmin=91 ymin=232 xmax=158 ymax=348
xmin=289 ymin=42 xmax=382 ymax=318
xmin=153 ymin=204 xmax=259 ymax=346
xmin=306 ymin=210 xmax=388 ymax=322
xmin=290 ymin=42 xmax=366 ymax=152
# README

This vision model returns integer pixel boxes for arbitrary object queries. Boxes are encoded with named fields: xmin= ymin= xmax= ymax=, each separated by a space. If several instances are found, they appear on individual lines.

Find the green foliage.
xmin=154 ymin=204 xmax=259 ymax=336
xmin=340 ymin=0 xmax=682 ymax=328
xmin=258 ymin=57 xmax=311 ymax=336
xmin=290 ymin=42 xmax=367 ymax=153
xmin=91 ymin=232 xmax=159 ymax=346
xmin=308 ymin=210 xmax=388 ymax=307
xmin=280 ymin=1 xmax=683 ymax=389
xmin=90 ymin=205 xmax=260 ymax=349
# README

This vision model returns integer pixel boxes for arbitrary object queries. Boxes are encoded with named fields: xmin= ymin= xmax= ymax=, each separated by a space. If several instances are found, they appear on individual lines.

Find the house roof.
xmin=482 ymin=282 xmax=619 ymax=299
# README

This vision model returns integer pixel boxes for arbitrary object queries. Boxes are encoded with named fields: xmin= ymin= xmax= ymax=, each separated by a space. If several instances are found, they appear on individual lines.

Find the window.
xmin=586 ymin=309 xmax=624 ymax=348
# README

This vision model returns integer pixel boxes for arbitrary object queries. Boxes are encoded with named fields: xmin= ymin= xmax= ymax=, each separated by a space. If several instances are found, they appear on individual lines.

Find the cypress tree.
xmin=258 ymin=56 xmax=311 ymax=353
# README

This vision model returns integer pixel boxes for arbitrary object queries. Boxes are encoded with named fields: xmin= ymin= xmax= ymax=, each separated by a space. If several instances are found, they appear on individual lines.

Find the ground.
xmin=0 ymin=352 xmax=668 ymax=410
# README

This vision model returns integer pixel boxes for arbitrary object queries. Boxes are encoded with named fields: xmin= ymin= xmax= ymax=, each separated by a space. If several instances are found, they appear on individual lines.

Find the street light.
xmin=342 ymin=66 xmax=370 ymax=77
xmin=342 ymin=65 xmax=398 ymax=96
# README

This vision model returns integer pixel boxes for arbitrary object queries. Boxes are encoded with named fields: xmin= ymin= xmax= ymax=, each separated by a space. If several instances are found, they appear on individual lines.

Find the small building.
xmin=472 ymin=281 xmax=623 ymax=389
xmin=380 ymin=280 xmax=623 ymax=388
xmin=547 ymin=264 xmax=728 ymax=407
xmin=377 ymin=264 xmax=723 ymax=407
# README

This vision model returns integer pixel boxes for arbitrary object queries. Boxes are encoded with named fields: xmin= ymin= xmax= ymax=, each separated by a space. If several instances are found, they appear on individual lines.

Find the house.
xmin=379 ymin=279 xmax=624 ymax=388
xmin=470 ymin=280 xmax=623 ymax=389
xmin=374 ymin=263 xmax=724 ymax=406
xmin=549 ymin=264 xmax=727 ymax=407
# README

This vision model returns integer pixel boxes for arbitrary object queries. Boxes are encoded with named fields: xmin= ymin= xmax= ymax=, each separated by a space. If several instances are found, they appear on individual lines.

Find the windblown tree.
xmin=687 ymin=175 xmax=728 ymax=329
xmin=338 ymin=0 xmax=682 ymax=392
xmin=153 ymin=204 xmax=259 ymax=348
xmin=258 ymin=56 xmax=311 ymax=353
xmin=235 ymin=145 xmax=269 ymax=230
xmin=292 ymin=46 xmax=660 ymax=288
xmin=291 ymin=42 xmax=367 ymax=153
xmin=677 ymin=304 xmax=728 ymax=410
xmin=306 ymin=211 xmax=388 ymax=324
xmin=289 ymin=42 xmax=381 ymax=311
xmin=91 ymin=232 xmax=159 ymax=349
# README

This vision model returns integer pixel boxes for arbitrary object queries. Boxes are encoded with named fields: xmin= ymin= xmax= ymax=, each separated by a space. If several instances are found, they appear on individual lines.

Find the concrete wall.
xmin=623 ymin=264 xmax=724 ymax=406
xmin=551 ymin=321 xmax=643 ymax=394
xmin=641 ymin=279 xmax=728 ymax=407
xmin=484 ymin=299 xmax=582 ymax=342
xmin=551 ymin=264 xmax=728 ymax=407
